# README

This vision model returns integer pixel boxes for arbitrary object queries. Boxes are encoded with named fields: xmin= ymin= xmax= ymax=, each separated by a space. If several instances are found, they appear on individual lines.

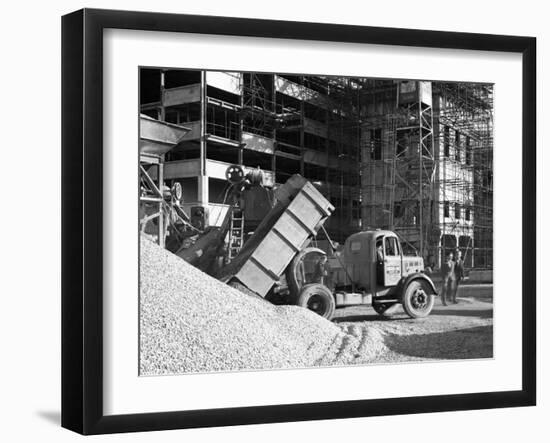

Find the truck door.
xmin=383 ymin=236 xmax=402 ymax=286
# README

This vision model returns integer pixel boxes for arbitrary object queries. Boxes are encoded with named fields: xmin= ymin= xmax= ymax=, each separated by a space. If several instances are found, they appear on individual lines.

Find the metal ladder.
xmin=227 ymin=208 xmax=245 ymax=261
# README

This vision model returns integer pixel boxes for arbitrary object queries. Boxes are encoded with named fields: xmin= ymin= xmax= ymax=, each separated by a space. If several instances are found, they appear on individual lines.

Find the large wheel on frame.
xmin=296 ymin=283 xmax=335 ymax=320
xmin=225 ymin=164 xmax=245 ymax=184
xmin=402 ymin=279 xmax=435 ymax=318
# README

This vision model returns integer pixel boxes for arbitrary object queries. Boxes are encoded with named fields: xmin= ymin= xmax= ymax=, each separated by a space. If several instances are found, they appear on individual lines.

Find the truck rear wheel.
xmin=296 ymin=283 xmax=335 ymax=320
xmin=402 ymin=280 xmax=434 ymax=318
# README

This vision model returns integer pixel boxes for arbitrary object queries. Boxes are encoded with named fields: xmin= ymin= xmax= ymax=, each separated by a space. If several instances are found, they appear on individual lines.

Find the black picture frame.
xmin=61 ymin=8 xmax=536 ymax=435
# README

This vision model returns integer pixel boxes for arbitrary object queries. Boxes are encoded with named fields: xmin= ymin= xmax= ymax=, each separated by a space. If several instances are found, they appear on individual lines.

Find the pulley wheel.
xmin=171 ymin=181 xmax=183 ymax=202
xmin=225 ymin=165 xmax=245 ymax=184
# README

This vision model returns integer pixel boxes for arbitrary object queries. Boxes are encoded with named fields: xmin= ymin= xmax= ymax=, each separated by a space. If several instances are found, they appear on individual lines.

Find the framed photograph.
xmin=61 ymin=8 xmax=536 ymax=435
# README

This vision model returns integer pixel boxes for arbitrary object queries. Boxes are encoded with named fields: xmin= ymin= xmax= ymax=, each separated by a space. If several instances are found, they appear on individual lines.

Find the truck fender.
xmin=287 ymin=247 xmax=327 ymax=299
xmin=397 ymin=273 xmax=438 ymax=298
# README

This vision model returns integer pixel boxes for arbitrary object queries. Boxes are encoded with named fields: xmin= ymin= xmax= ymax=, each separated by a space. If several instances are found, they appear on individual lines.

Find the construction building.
xmin=140 ymin=69 xmax=493 ymax=270
xmin=361 ymin=80 xmax=493 ymax=269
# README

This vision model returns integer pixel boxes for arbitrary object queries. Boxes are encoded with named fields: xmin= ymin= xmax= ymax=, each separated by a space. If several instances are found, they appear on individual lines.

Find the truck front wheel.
xmin=296 ymin=283 xmax=335 ymax=320
xmin=402 ymin=280 xmax=434 ymax=318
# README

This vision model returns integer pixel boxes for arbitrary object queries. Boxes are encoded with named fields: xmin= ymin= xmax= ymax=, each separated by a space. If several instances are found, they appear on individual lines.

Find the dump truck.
xmin=216 ymin=172 xmax=438 ymax=321
xmin=285 ymin=231 xmax=438 ymax=320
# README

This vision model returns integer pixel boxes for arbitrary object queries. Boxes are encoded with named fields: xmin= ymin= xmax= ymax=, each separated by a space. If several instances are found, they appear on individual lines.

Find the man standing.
xmin=441 ymin=251 xmax=455 ymax=306
xmin=452 ymin=250 xmax=465 ymax=304
xmin=312 ymin=255 xmax=329 ymax=286
xmin=376 ymin=237 xmax=384 ymax=285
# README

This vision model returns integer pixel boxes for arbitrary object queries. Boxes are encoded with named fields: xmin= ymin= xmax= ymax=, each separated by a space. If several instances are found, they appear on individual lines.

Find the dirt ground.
xmin=332 ymin=284 xmax=493 ymax=363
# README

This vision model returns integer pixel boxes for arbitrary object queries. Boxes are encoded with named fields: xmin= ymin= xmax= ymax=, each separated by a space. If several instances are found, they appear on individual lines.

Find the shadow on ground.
xmin=430 ymin=307 xmax=493 ymax=319
xmin=383 ymin=325 xmax=493 ymax=359
xmin=334 ymin=306 xmax=492 ymax=323
xmin=36 ymin=410 xmax=60 ymax=425
xmin=333 ymin=313 xmax=407 ymax=323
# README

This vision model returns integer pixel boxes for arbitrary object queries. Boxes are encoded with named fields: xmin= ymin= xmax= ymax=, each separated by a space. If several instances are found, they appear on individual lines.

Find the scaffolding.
xmin=361 ymin=80 xmax=493 ymax=269
xmin=241 ymin=73 xmax=277 ymax=138
xmin=434 ymin=82 xmax=494 ymax=269
xmin=324 ymin=76 xmax=362 ymax=243
xmin=244 ymin=73 xmax=363 ymax=243
xmin=139 ymin=69 xmax=494 ymax=269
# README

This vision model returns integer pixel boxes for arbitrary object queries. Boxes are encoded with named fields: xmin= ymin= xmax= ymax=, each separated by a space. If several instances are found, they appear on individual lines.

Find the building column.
xmin=197 ymin=176 xmax=209 ymax=204
xmin=272 ymin=75 xmax=277 ymax=178
xmin=199 ymin=70 xmax=208 ymax=204
xmin=299 ymin=83 xmax=305 ymax=176
xmin=238 ymin=73 xmax=244 ymax=166
xmin=159 ymin=70 xmax=166 ymax=121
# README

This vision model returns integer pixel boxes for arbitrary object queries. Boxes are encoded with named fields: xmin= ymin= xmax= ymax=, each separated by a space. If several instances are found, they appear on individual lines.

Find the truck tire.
xmin=296 ymin=283 xmax=335 ymax=320
xmin=402 ymin=279 xmax=435 ymax=318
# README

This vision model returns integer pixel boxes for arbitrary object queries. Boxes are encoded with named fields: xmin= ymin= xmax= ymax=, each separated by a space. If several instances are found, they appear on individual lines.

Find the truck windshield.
xmin=385 ymin=237 xmax=400 ymax=256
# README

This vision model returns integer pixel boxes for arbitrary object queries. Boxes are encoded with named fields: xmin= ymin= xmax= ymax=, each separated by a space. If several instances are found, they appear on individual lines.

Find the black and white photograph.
xmin=0 ymin=0 xmax=544 ymax=439
xmin=138 ymin=69 xmax=494 ymax=376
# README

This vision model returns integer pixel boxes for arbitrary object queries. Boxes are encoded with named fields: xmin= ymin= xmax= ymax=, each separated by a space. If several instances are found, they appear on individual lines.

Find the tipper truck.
xmin=215 ymin=172 xmax=438 ymax=321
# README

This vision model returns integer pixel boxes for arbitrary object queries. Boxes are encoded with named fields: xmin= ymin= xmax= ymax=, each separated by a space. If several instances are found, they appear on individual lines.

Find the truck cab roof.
xmin=342 ymin=230 xmax=398 ymax=260
xmin=346 ymin=230 xmax=397 ymax=243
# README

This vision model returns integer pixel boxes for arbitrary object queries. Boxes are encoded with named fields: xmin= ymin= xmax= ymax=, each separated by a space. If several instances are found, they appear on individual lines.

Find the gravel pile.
xmin=140 ymin=236 xmax=490 ymax=375
xmin=140 ymin=235 xmax=371 ymax=375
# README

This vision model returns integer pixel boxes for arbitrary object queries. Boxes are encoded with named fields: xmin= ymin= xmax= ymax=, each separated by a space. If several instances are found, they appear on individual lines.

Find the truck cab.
xmin=343 ymin=230 xmax=424 ymax=289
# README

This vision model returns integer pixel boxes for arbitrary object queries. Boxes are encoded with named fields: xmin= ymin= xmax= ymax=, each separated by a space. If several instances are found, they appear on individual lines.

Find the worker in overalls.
xmin=452 ymin=249 xmax=465 ymax=304
xmin=312 ymin=255 xmax=329 ymax=286
xmin=440 ymin=251 xmax=455 ymax=307
xmin=376 ymin=237 xmax=384 ymax=285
